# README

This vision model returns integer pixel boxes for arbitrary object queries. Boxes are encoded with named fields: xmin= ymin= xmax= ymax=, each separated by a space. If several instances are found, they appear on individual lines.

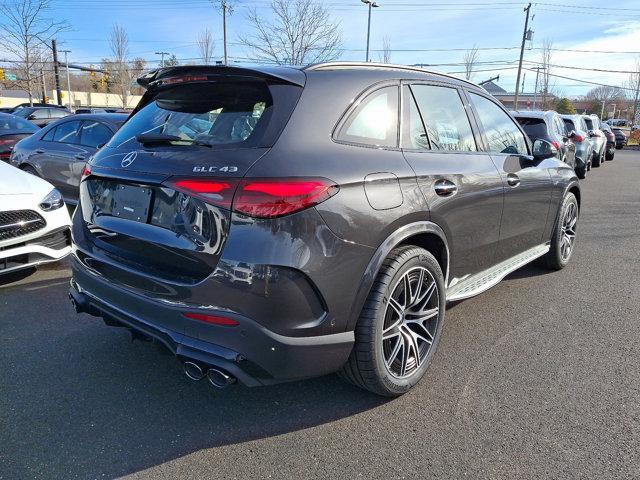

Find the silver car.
xmin=582 ymin=114 xmax=606 ymax=168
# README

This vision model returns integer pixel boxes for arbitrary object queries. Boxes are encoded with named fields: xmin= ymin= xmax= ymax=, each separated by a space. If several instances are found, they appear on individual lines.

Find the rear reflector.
xmin=166 ymin=177 xmax=338 ymax=219
xmin=81 ymin=166 xmax=91 ymax=181
xmin=182 ymin=312 xmax=239 ymax=327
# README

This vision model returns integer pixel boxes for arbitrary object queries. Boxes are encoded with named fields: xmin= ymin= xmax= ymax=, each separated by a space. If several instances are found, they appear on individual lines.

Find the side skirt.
xmin=446 ymin=244 xmax=550 ymax=302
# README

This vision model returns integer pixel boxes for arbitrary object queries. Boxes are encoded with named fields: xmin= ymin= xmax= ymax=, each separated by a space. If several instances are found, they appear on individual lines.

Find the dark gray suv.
xmin=69 ymin=64 xmax=580 ymax=396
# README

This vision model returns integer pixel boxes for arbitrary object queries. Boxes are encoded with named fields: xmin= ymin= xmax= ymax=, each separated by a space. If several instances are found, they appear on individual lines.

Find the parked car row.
xmin=511 ymin=110 xmax=617 ymax=180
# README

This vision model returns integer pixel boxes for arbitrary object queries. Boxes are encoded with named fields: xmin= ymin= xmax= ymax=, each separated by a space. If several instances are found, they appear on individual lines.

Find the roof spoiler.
xmin=137 ymin=65 xmax=306 ymax=89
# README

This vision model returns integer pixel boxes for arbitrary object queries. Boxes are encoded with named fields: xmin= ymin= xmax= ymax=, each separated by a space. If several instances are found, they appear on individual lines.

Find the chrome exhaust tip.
xmin=184 ymin=361 xmax=205 ymax=381
xmin=207 ymin=368 xmax=236 ymax=388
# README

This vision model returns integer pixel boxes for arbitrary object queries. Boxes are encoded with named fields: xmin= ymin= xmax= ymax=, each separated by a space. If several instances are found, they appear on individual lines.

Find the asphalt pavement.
xmin=1 ymin=149 xmax=640 ymax=480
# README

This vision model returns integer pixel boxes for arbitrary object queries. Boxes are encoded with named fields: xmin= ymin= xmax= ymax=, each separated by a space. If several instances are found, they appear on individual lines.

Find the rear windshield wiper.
xmin=135 ymin=133 xmax=212 ymax=148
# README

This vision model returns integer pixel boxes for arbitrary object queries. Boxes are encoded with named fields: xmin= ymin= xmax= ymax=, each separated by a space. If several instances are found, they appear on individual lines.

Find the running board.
xmin=446 ymin=244 xmax=550 ymax=302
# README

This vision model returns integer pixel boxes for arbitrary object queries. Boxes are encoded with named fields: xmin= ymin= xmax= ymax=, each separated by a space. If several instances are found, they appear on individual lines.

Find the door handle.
xmin=506 ymin=173 xmax=521 ymax=187
xmin=35 ymin=149 xmax=45 ymax=154
xmin=74 ymin=154 xmax=86 ymax=160
xmin=433 ymin=179 xmax=458 ymax=197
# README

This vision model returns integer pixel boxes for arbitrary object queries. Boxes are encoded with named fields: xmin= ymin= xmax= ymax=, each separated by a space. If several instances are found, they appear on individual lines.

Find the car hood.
xmin=0 ymin=161 xmax=54 ymax=197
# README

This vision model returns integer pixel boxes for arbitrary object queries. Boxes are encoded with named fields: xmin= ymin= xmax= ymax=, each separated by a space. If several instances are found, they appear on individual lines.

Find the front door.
xmin=466 ymin=91 xmax=553 ymax=262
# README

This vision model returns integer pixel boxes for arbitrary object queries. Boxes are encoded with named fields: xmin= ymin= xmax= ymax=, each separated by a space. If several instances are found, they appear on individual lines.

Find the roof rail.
xmin=304 ymin=61 xmax=480 ymax=88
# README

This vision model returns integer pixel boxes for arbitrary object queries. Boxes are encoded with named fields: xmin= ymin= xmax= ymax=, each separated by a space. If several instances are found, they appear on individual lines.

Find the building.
xmin=481 ymin=80 xmax=556 ymax=110
xmin=0 ymin=88 xmax=141 ymax=110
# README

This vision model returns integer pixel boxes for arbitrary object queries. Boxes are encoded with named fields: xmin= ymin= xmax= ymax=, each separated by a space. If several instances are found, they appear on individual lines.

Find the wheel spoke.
xmin=383 ymin=318 xmax=402 ymax=340
xmin=385 ymin=336 xmax=403 ymax=368
xmin=406 ymin=307 xmax=439 ymax=324
xmin=387 ymin=297 xmax=404 ymax=319
xmin=413 ymin=281 xmax=436 ymax=310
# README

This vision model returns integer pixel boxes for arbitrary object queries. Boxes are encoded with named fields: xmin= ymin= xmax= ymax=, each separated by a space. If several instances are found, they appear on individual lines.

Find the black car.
xmin=612 ymin=127 xmax=627 ymax=149
xmin=511 ymin=110 xmax=577 ymax=169
xmin=68 ymin=64 xmax=580 ymax=397
xmin=0 ymin=113 xmax=39 ymax=162
xmin=12 ymin=106 xmax=71 ymax=128
xmin=10 ymin=113 xmax=127 ymax=204
xmin=600 ymin=122 xmax=616 ymax=160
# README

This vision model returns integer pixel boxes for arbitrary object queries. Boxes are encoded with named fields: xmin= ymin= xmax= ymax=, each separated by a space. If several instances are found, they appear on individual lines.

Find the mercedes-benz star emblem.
xmin=121 ymin=151 xmax=138 ymax=168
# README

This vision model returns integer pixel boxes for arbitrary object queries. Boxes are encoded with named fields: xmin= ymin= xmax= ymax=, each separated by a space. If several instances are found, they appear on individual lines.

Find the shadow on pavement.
xmin=1 ymin=276 xmax=388 ymax=479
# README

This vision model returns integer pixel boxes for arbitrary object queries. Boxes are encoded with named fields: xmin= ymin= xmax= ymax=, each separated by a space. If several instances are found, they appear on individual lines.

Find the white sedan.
xmin=0 ymin=162 xmax=72 ymax=275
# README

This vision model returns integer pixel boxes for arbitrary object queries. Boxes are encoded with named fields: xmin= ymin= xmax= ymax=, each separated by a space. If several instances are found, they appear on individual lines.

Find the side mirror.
xmin=568 ymin=130 xmax=577 ymax=139
xmin=28 ymin=114 xmax=37 ymax=120
xmin=532 ymin=139 xmax=558 ymax=161
xmin=588 ymin=130 xmax=595 ymax=137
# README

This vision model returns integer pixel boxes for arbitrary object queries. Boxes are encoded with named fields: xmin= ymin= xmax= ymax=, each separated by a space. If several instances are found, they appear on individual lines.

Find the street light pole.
xmin=361 ymin=0 xmax=380 ymax=63
xmin=513 ymin=2 xmax=532 ymax=111
xmin=155 ymin=51 xmax=169 ymax=68
xmin=222 ymin=0 xmax=229 ymax=64
xmin=61 ymin=50 xmax=72 ymax=110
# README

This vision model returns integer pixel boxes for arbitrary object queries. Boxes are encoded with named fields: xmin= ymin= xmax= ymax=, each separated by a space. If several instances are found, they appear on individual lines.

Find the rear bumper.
xmin=69 ymin=255 xmax=355 ymax=386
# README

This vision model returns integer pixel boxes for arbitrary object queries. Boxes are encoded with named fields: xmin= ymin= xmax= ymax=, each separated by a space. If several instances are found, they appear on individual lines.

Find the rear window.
xmin=515 ymin=117 xmax=548 ymax=139
xmin=584 ymin=118 xmax=594 ymax=130
xmin=563 ymin=119 xmax=575 ymax=132
xmin=0 ymin=115 xmax=38 ymax=132
xmin=108 ymin=79 xmax=299 ymax=150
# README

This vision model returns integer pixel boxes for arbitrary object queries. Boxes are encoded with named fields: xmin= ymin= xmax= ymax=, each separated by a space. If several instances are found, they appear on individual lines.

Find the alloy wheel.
xmin=382 ymin=267 xmax=440 ymax=379
xmin=560 ymin=202 xmax=578 ymax=261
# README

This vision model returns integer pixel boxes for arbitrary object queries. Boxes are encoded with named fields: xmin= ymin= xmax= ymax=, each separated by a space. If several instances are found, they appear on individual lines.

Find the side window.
xmin=80 ymin=121 xmax=113 ymax=148
xmin=53 ymin=121 xmax=81 ymax=144
xmin=401 ymin=86 xmax=429 ymax=150
xmin=41 ymin=127 xmax=56 ymax=141
xmin=469 ymin=93 xmax=528 ymax=155
xmin=336 ymin=86 xmax=399 ymax=148
xmin=32 ymin=109 xmax=50 ymax=120
xmin=410 ymin=84 xmax=477 ymax=151
xmin=50 ymin=109 xmax=69 ymax=119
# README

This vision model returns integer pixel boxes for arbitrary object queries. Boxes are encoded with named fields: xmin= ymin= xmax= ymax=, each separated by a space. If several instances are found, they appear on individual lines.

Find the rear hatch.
xmin=78 ymin=66 xmax=304 ymax=285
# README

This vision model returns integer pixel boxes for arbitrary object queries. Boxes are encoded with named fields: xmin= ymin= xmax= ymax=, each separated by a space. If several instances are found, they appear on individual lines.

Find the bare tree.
xmin=584 ymin=85 xmax=626 ymax=117
xmin=626 ymin=57 xmax=640 ymax=123
xmin=239 ymin=0 xmax=342 ymax=65
xmin=378 ymin=36 xmax=392 ymax=64
xmin=109 ymin=24 xmax=131 ymax=108
xmin=463 ymin=45 xmax=479 ymax=81
xmin=197 ymin=28 xmax=216 ymax=64
xmin=540 ymin=39 xmax=553 ymax=108
xmin=0 ymin=0 xmax=68 ymax=105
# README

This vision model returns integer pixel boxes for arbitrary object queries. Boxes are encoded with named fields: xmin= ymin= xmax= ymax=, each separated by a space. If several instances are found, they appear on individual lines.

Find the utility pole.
xmin=632 ymin=69 xmax=640 ymax=126
xmin=532 ymin=66 xmax=542 ymax=109
xmin=40 ymin=67 xmax=47 ymax=103
xmin=155 ymin=51 xmax=169 ymax=68
xmin=51 ymin=40 xmax=63 ymax=105
xmin=62 ymin=50 xmax=72 ymax=110
xmin=222 ymin=0 xmax=229 ymax=64
xmin=361 ymin=0 xmax=380 ymax=62
xmin=513 ymin=2 xmax=532 ymax=111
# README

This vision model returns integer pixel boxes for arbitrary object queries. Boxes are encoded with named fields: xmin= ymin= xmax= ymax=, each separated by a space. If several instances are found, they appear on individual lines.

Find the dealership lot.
xmin=1 ymin=149 xmax=639 ymax=479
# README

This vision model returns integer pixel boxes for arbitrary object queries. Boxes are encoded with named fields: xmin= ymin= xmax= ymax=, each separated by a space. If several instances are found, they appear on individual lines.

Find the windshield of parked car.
xmin=108 ymin=80 xmax=277 ymax=149
xmin=584 ymin=118 xmax=594 ymax=130
xmin=0 ymin=114 xmax=39 ymax=132
xmin=515 ymin=117 xmax=548 ymax=139
xmin=563 ymin=119 xmax=576 ymax=133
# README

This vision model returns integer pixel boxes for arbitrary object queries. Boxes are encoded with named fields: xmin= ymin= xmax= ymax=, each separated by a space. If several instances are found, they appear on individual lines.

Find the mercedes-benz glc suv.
xmin=69 ymin=64 xmax=580 ymax=396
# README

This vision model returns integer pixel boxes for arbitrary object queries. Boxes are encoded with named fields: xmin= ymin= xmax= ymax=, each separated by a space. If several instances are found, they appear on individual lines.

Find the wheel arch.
xmin=346 ymin=221 xmax=450 ymax=332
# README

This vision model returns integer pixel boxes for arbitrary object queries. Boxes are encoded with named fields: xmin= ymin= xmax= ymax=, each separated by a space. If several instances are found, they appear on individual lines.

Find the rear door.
xmin=466 ymin=90 xmax=552 ymax=262
xmin=401 ymin=83 xmax=504 ymax=281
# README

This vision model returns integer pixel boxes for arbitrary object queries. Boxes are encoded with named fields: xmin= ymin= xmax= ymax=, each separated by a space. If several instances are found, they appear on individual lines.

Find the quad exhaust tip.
xmin=183 ymin=361 xmax=236 ymax=388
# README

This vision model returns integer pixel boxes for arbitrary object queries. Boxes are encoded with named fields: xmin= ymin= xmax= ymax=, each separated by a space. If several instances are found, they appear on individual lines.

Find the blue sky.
xmin=34 ymin=0 xmax=640 ymax=97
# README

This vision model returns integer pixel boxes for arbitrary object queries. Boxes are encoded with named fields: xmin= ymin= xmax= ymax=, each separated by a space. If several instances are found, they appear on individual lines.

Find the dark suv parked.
xmin=511 ymin=110 xmax=576 ymax=170
xmin=69 ymin=64 xmax=580 ymax=396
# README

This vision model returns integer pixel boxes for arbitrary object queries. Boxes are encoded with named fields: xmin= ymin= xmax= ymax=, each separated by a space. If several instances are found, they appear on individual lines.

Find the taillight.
xmin=166 ymin=177 xmax=339 ymax=219
xmin=81 ymin=165 xmax=91 ymax=181
xmin=0 ymin=138 xmax=16 ymax=147
xmin=551 ymin=140 xmax=561 ymax=151
xmin=573 ymin=134 xmax=585 ymax=142
xmin=234 ymin=178 xmax=338 ymax=218
xmin=182 ymin=312 xmax=239 ymax=327
xmin=169 ymin=178 xmax=238 ymax=209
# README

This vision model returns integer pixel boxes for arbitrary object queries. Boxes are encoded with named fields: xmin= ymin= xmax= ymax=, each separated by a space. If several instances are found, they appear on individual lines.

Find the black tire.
xmin=21 ymin=165 xmax=40 ymax=177
xmin=339 ymin=246 xmax=446 ymax=397
xmin=576 ymin=165 xmax=587 ymax=179
xmin=591 ymin=151 xmax=601 ymax=168
xmin=542 ymin=192 xmax=579 ymax=271
xmin=606 ymin=151 xmax=614 ymax=161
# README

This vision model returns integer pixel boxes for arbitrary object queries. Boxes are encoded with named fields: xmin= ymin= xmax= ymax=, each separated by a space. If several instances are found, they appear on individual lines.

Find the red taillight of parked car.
xmin=182 ymin=312 xmax=239 ymax=327
xmin=551 ymin=140 xmax=561 ymax=151
xmin=573 ymin=133 xmax=585 ymax=142
xmin=0 ymin=138 xmax=16 ymax=160
xmin=81 ymin=166 xmax=91 ymax=181
xmin=167 ymin=177 xmax=339 ymax=219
